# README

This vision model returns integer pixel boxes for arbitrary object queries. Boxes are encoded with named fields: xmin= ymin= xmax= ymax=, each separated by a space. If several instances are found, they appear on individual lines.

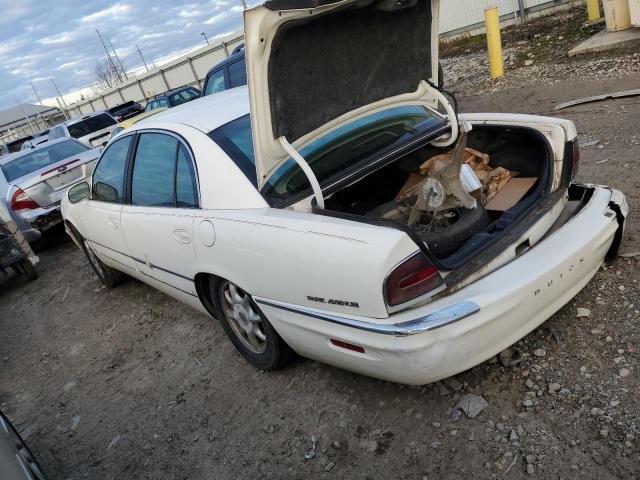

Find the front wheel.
xmin=67 ymin=223 xmax=125 ymax=288
xmin=210 ymin=278 xmax=295 ymax=370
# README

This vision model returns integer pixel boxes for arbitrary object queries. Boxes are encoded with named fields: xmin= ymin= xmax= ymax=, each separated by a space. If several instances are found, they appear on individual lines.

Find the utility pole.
xmin=105 ymin=35 xmax=128 ymax=80
xmin=55 ymin=98 xmax=70 ymax=120
xmin=97 ymin=29 xmax=122 ymax=83
xmin=201 ymin=32 xmax=209 ymax=45
xmin=15 ymin=101 xmax=36 ymax=136
xmin=136 ymin=44 xmax=149 ymax=72
xmin=30 ymin=82 xmax=43 ymax=106
xmin=51 ymin=78 xmax=69 ymax=109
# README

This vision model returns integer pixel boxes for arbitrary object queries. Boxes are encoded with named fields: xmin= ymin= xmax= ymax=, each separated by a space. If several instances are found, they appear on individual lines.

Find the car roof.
xmin=61 ymin=110 xmax=113 ymax=127
xmin=206 ymin=49 xmax=245 ymax=75
xmin=134 ymin=86 xmax=249 ymax=134
xmin=154 ymin=85 xmax=199 ymax=99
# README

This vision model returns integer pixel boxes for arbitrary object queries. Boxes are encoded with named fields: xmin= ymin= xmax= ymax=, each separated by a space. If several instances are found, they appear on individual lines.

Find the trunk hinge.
xmin=278 ymin=136 xmax=325 ymax=209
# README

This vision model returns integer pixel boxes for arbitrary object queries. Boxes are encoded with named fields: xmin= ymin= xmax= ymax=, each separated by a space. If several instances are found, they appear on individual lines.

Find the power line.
xmin=105 ymin=34 xmax=128 ymax=80
xmin=136 ymin=44 xmax=149 ymax=72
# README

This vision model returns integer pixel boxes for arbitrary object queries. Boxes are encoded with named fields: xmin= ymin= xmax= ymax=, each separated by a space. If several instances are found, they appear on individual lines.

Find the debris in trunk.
xmin=485 ymin=178 xmax=537 ymax=212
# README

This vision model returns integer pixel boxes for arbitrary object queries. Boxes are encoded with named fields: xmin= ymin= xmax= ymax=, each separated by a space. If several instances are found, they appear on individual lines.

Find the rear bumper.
xmin=257 ymin=185 xmax=626 ymax=384
xmin=16 ymin=204 xmax=62 ymax=240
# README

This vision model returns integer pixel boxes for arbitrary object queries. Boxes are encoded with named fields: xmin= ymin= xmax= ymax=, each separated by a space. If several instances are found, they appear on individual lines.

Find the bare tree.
xmin=94 ymin=57 xmax=123 ymax=92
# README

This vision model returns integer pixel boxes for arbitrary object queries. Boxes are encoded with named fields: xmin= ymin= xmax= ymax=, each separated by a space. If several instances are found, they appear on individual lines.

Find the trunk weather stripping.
xmin=278 ymin=136 xmax=325 ymax=209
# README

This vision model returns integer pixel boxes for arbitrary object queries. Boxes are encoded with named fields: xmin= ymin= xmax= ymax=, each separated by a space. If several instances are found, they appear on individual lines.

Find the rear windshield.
xmin=209 ymin=105 xmax=446 ymax=206
xmin=1 ymin=140 xmax=89 ymax=182
xmin=169 ymin=88 xmax=201 ymax=107
xmin=68 ymin=113 xmax=116 ymax=139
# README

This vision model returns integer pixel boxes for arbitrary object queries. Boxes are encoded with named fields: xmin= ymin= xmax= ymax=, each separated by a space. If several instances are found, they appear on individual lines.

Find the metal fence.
xmin=63 ymin=0 xmax=577 ymax=119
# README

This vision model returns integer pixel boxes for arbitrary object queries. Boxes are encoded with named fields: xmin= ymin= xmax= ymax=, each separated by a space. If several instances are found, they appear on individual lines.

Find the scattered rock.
xmin=443 ymin=377 xmax=463 ymax=391
xmin=332 ymin=441 xmax=341 ymax=449
xmin=522 ymin=399 xmax=534 ymax=407
xmin=359 ymin=440 xmax=378 ymax=452
xmin=431 ymin=441 xmax=441 ymax=449
xmin=436 ymin=381 xmax=450 ymax=396
xmin=619 ymin=368 xmax=631 ymax=378
xmin=548 ymin=382 xmax=561 ymax=394
xmin=527 ymin=464 xmax=535 ymax=475
xmin=576 ymin=308 xmax=591 ymax=318
xmin=499 ymin=347 xmax=522 ymax=367
xmin=305 ymin=435 xmax=318 ymax=459
xmin=324 ymin=461 xmax=335 ymax=472
xmin=533 ymin=348 xmax=546 ymax=357
xmin=524 ymin=59 xmax=534 ymax=66
xmin=453 ymin=394 xmax=489 ymax=419
xmin=71 ymin=415 xmax=81 ymax=431
xmin=107 ymin=435 xmax=121 ymax=450
xmin=63 ymin=380 xmax=77 ymax=392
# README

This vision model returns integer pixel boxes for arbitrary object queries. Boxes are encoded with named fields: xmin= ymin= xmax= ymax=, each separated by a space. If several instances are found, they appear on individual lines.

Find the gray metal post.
xmin=159 ymin=70 xmax=170 ymax=91
xmin=30 ymin=83 xmax=43 ymax=106
xmin=187 ymin=58 xmax=202 ymax=89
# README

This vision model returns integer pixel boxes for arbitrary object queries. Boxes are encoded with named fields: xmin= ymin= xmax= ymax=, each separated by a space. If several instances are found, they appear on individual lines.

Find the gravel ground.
xmin=1 ymin=19 xmax=639 ymax=480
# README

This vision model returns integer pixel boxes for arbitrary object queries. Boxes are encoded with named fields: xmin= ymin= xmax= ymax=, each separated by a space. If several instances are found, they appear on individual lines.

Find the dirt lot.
xmin=2 ymin=18 xmax=640 ymax=480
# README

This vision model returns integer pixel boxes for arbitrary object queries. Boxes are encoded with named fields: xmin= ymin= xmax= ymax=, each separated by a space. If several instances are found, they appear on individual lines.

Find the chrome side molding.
xmin=254 ymin=297 xmax=480 ymax=336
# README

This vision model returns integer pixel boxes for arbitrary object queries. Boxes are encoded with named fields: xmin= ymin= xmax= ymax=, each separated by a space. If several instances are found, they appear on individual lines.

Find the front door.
xmin=78 ymin=134 xmax=135 ymax=270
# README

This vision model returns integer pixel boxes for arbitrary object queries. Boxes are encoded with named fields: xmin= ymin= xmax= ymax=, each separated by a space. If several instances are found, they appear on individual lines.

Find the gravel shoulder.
xmin=1 ymin=30 xmax=639 ymax=480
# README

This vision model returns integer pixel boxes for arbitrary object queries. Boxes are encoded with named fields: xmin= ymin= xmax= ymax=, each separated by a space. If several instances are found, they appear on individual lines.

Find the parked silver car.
xmin=1 ymin=138 xmax=100 ymax=242
xmin=0 ymin=411 xmax=46 ymax=479
xmin=48 ymin=111 xmax=117 ymax=148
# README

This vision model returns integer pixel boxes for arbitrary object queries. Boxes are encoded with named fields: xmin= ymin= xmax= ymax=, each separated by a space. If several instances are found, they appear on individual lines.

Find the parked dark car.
xmin=3 ymin=136 xmax=34 ymax=154
xmin=202 ymin=44 xmax=247 ymax=97
xmin=144 ymin=86 xmax=201 ymax=112
xmin=107 ymin=101 xmax=144 ymax=122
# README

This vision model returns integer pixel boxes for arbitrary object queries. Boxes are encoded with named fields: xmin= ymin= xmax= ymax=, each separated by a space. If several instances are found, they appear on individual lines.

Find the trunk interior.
xmin=322 ymin=125 xmax=553 ymax=268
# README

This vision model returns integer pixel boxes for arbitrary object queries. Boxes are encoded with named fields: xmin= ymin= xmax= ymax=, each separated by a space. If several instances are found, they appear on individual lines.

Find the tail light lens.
xmin=385 ymin=253 xmax=444 ymax=307
xmin=571 ymin=139 xmax=580 ymax=179
xmin=10 ymin=188 xmax=40 ymax=211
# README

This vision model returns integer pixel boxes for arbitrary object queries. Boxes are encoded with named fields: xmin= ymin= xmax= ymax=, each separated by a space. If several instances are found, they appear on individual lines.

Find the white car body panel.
xmin=60 ymin=59 xmax=627 ymax=386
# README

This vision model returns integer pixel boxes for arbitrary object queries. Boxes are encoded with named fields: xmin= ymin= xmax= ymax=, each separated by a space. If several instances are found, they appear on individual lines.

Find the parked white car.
xmin=48 ymin=111 xmax=117 ymax=148
xmin=61 ymin=0 xmax=627 ymax=385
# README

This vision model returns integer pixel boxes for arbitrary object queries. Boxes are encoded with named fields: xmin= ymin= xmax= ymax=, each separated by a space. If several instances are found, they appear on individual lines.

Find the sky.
xmin=0 ymin=0 xmax=254 ymax=111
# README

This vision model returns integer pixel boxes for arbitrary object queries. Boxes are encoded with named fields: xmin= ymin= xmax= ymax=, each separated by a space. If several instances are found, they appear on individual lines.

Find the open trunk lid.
xmin=244 ymin=0 xmax=452 ymax=193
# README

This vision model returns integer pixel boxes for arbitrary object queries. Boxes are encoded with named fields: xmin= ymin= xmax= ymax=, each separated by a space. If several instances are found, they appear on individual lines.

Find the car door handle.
xmin=173 ymin=229 xmax=191 ymax=244
xmin=107 ymin=217 xmax=120 ymax=229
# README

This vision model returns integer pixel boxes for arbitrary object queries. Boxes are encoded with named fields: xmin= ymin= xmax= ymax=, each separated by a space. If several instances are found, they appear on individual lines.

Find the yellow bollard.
xmin=587 ymin=0 xmax=601 ymax=22
xmin=484 ymin=6 xmax=504 ymax=80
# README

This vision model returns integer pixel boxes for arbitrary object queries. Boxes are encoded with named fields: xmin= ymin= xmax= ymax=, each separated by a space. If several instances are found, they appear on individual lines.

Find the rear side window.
xmin=132 ymin=133 xmax=177 ymax=207
xmin=131 ymin=133 xmax=199 ymax=208
xmin=228 ymin=60 xmax=246 ymax=88
xmin=208 ymin=115 xmax=256 ymax=186
xmin=92 ymin=136 xmax=132 ymax=203
xmin=68 ymin=114 xmax=116 ymax=139
xmin=176 ymin=145 xmax=198 ymax=208
xmin=169 ymin=88 xmax=200 ymax=107
xmin=1 ymin=140 xmax=89 ymax=182
xmin=203 ymin=70 xmax=226 ymax=96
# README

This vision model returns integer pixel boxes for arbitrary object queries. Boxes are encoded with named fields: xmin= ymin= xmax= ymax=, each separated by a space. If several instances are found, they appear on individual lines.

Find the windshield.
xmin=1 ymin=140 xmax=89 ymax=182
xmin=68 ymin=113 xmax=116 ymax=139
xmin=209 ymin=105 xmax=445 ymax=206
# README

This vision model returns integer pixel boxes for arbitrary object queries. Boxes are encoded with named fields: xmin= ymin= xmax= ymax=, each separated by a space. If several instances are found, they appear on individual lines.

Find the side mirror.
xmin=68 ymin=182 xmax=90 ymax=204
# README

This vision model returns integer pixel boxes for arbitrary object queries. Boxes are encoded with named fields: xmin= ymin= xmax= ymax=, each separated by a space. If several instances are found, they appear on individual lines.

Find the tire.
xmin=20 ymin=260 xmax=38 ymax=281
xmin=419 ymin=205 xmax=490 ymax=257
xmin=209 ymin=277 xmax=295 ymax=370
xmin=68 ymin=224 xmax=126 ymax=288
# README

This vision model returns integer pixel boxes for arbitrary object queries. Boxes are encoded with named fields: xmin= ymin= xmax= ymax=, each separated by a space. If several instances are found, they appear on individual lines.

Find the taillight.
xmin=571 ymin=139 xmax=580 ymax=179
xmin=10 ymin=188 xmax=40 ymax=211
xmin=385 ymin=253 xmax=444 ymax=307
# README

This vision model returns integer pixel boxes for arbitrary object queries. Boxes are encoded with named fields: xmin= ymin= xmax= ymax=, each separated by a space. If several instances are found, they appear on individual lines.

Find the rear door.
xmin=120 ymin=131 xmax=199 ymax=295
xmin=77 ymin=134 xmax=136 ymax=270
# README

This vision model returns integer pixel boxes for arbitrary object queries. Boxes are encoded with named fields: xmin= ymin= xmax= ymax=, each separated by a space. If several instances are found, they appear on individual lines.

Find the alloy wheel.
xmin=220 ymin=281 xmax=267 ymax=354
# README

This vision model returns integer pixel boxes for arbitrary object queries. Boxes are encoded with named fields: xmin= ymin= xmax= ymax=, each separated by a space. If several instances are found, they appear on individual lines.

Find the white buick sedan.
xmin=62 ymin=0 xmax=627 ymax=385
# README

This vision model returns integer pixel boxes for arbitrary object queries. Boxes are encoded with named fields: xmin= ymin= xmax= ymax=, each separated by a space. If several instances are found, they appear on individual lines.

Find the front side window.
xmin=1 ymin=139 xmax=89 ymax=182
xmin=131 ymin=133 xmax=178 ymax=207
xmin=92 ymin=136 xmax=132 ymax=203
xmin=203 ymin=70 xmax=226 ymax=96
xmin=228 ymin=60 xmax=247 ymax=88
xmin=68 ymin=114 xmax=117 ymax=139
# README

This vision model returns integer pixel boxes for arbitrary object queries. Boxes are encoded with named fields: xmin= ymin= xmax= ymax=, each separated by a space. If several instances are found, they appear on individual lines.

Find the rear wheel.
xmin=209 ymin=277 xmax=295 ymax=370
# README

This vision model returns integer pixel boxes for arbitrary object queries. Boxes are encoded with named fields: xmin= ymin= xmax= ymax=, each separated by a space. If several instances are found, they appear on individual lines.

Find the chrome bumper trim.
xmin=254 ymin=297 xmax=480 ymax=336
